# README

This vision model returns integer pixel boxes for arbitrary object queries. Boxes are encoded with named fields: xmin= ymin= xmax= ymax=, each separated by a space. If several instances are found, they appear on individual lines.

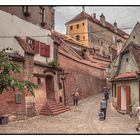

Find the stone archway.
xmin=46 ymin=75 xmax=55 ymax=100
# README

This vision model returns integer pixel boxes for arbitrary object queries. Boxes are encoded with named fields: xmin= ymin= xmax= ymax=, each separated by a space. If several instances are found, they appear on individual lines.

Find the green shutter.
xmin=15 ymin=93 xmax=22 ymax=104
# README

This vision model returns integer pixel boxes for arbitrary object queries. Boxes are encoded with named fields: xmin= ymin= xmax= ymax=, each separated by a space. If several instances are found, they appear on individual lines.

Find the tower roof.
xmin=65 ymin=11 xmax=93 ymax=25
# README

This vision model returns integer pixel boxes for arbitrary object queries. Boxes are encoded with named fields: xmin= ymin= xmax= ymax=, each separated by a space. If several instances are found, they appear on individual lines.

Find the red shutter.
xmin=45 ymin=45 xmax=50 ymax=57
xmin=33 ymin=40 xmax=39 ymax=54
xmin=126 ymin=86 xmax=131 ymax=113
xmin=40 ymin=43 xmax=46 ymax=56
xmin=117 ymin=86 xmax=121 ymax=112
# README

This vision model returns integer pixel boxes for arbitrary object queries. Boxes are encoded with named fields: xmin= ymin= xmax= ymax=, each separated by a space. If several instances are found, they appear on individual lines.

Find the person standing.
xmin=75 ymin=90 xmax=79 ymax=105
xmin=72 ymin=93 xmax=76 ymax=106
xmin=100 ymin=98 xmax=107 ymax=120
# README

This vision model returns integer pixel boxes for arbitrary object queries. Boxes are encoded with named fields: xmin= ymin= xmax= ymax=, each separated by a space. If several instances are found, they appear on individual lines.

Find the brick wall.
xmin=0 ymin=61 xmax=26 ymax=121
xmin=58 ymin=53 xmax=106 ymax=104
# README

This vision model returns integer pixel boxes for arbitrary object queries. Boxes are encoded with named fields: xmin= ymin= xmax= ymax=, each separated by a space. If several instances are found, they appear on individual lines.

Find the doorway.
xmin=121 ymin=87 xmax=126 ymax=111
xmin=46 ymin=75 xmax=55 ymax=100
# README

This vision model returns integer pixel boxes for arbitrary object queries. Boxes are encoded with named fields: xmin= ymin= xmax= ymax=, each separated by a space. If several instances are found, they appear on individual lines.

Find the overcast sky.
xmin=54 ymin=6 xmax=140 ymax=34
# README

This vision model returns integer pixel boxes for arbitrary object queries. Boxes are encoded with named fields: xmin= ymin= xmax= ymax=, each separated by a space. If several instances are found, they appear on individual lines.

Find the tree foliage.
xmin=0 ymin=48 xmax=37 ymax=96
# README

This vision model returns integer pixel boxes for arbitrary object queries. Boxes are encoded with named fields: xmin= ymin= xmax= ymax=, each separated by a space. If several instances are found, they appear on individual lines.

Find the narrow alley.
xmin=0 ymin=93 xmax=139 ymax=134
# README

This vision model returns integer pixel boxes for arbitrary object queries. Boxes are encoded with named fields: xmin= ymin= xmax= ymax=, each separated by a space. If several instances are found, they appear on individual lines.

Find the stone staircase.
xmin=40 ymin=100 xmax=70 ymax=116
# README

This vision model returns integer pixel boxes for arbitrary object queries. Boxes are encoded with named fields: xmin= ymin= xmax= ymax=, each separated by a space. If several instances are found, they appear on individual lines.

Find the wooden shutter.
xmin=33 ymin=40 xmax=39 ymax=54
xmin=40 ymin=43 xmax=46 ymax=56
xmin=126 ymin=86 xmax=131 ymax=113
xmin=33 ymin=40 xmax=38 ymax=53
xmin=45 ymin=45 xmax=50 ymax=57
xmin=117 ymin=86 xmax=121 ymax=111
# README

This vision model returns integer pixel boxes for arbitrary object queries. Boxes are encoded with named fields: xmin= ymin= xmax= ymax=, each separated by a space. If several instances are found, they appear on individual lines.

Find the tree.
xmin=0 ymin=48 xmax=37 ymax=96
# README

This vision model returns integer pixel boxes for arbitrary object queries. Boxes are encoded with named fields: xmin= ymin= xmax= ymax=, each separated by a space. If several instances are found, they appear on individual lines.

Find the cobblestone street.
xmin=0 ymin=93 xmax=139 ymax=134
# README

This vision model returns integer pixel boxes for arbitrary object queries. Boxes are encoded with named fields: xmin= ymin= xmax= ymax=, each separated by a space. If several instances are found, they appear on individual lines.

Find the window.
xmin=102 ymin=51 xmax=105 ymax=56
xmin=70 ymin=26 xmax=73 ymax=30
xmin=22 ymin=6 xmax=30 ymax=16
xmin=133 ymin=36 xmax=135 ymax=39
xmin=27 ymin=38 xmax=40 ymax=54
xmin=83 ymin=36 xmax=85 ymax=39
xmin=39 ymin=7 xmax=46 ymax=26
xmin=83 ymin=23 xmax=85 ymax=26
xmin=76 ymin=24 xmax=79 ymax=29
xmin=27 ymin=38 xmax=33 ymax=48
xmin=37 ymin=78 xmax=41 ymax=85
xmin=101 ymin=41 xmax=103 ymax=46
xmin=15 ymin=93 xmax=22 ymax=104
xmin=126 ymin=58 xmax=129 ymax=62
xmin=76 ymin=35 xmax=80 ymax=41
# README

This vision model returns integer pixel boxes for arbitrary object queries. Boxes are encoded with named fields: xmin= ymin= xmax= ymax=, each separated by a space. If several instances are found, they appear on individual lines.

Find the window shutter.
xmin=40 ymin=43 xmax=46 ymax=56
xmin=126 ymin=86 xmax=131 ymax=113
xmin=33 ymin=40 xmax=39 ymax=54
xmin=45 ymin=45 xmax=50 ymax=57
xmin=15 ymin=93 xmax=22 ymax=104
xmin=117 ymin=86 xmax=121 ymax=112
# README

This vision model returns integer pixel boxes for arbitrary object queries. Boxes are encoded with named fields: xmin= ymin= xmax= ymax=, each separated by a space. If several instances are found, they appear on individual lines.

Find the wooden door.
xmin=117 ymin=86 xmax=121 ymax=111
xmin=126 ymin=86 xmax=131 ymax=113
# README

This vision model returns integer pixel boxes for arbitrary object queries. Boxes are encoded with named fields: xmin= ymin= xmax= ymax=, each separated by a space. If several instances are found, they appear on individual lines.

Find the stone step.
xmin=40 ymin=101 xmax=70 ymax=116
xmin=40 ymin=108 xmax=70 ymax=116
xmin=41 ymin=105 xmax=70 ymax=111
xmin=41 ymin=106 xmax=70 ymax=113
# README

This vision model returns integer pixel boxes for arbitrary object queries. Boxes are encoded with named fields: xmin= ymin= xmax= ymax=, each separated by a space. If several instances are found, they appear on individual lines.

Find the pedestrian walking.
xmin=72 ymin=88 xmax=80 ymax=106
xmin=104 ymin=87 xmax=109 ymax=101
xmin=100 ymin=97 xmax=107 ymax=120
xmin=72 ymin=93 xmax=76 ymax=106
xmin=75 ymin=90 xmax=80 ymax=105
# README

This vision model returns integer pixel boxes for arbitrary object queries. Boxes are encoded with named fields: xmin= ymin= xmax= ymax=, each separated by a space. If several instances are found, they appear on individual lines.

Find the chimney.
xmin=100 ymin=13 xmax=105 ymax=25
xmin=114 ymin=21 xmax=117 ymax=31
xmin=93 ymin=13 xmax=96 ymax=19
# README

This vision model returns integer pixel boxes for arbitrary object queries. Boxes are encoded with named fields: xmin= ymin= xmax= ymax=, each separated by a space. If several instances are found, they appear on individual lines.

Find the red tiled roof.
xmin=15 ymin=36 xmax=35 ymax=55
xmin=114 ymin=72 xmax=137 ymax=80
xmin=92 ymin=18 xmax=129 ymax=38
xmin=66 ymin=11 xmax=93 ymax=25
xmin=66 ymin=11 xmax=129 ymax=39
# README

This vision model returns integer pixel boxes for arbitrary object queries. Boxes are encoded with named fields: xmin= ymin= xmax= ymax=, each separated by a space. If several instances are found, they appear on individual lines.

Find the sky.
xmin=54 ymin=6 xmax=140 ymax=34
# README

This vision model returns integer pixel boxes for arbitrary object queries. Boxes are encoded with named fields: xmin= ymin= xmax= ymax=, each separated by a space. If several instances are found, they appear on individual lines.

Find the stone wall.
xmin=58 ymin=52 xmax=106 ymax=104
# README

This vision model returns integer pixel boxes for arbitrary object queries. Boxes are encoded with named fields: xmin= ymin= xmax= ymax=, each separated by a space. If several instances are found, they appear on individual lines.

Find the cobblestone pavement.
xmin=0 ymin=93 xmax=139 ymax=134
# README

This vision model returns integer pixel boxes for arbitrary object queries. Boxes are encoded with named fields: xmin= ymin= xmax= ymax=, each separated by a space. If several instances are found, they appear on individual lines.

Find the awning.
xmin=113 ymin=72 xmax=137 ymax=81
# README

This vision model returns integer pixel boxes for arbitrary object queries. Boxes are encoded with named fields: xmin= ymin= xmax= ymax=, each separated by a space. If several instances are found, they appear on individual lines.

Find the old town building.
xmin=0 ymin=6 xmax=55 ymax=30
xmin=111 ymin=22 xmax=140 ymax=114
xmin=66 ymin=11 xmax=129 ymax=60
xmin=0 ymin=10 xmax=69 ymax=122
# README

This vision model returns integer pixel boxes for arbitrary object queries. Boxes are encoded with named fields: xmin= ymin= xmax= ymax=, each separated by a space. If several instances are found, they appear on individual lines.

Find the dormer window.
xmin=126 ymin=58 xmax=129 ymax=62
xmin=22 ymin=6 xmax=30 ymax=17
xmin=76 ymin=35 xmax=80 ymax=41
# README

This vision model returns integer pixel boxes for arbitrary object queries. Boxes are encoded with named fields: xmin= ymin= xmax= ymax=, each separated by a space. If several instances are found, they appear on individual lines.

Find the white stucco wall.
xmin=0 ymin=10 xmax=54 ymax=63
xmin=116 ymin=80 xmax=139 ymax=108
xmin=119 ymin=53 xmax=138 ymax=74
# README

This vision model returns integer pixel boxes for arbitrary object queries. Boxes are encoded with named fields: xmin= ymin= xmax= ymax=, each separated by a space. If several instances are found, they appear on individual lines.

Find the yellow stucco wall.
xmin=66 ymin=19 xmax=89 ymax=47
